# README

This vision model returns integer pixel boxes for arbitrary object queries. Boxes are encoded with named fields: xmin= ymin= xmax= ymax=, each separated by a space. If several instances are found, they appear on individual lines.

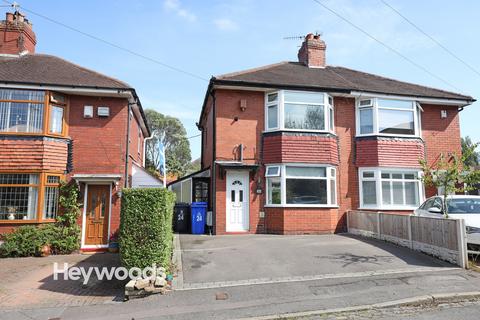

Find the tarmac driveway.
xmin=178 ymin=234 xmax=455 ymax=289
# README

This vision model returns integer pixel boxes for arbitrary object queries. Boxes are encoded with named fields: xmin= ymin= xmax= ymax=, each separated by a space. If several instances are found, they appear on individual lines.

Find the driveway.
xmin=0 ymin=253 xmax=125 ymax=310
xmin=178 ymin=234 xmax=455 ymax=289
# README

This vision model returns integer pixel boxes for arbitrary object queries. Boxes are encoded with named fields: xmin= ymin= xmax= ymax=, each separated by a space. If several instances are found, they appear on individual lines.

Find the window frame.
xmin=358 ymin=167 xmax=424 ymax=210
xmin=0 ymin=89 xmax=69 ymax=137
xmin=265 ymin=163 xmax=337 ymax=208
xmin=355 ymin=97 xmax=422 ymax=138
xmin=264 ymin=90 xmax=335 ymax=134
xmin=0 ymin=172 xmax=63 ymax=224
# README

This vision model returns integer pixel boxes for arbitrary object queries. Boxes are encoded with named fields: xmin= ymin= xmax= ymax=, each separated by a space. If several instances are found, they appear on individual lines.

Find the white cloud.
xmin=164 ymin=0 xmax=196 ymax=22
xmin=213 ymin=18 xmax=239 ymax=31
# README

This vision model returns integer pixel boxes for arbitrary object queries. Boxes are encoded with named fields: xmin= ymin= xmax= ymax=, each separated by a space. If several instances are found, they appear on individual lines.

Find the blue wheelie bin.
xmin=191 ymin=202 xmax=207 ymax=234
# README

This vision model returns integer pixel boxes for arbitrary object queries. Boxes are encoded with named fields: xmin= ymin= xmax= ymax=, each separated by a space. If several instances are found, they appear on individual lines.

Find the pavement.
xmin=2 ymin=234 xmax=480 ymax=320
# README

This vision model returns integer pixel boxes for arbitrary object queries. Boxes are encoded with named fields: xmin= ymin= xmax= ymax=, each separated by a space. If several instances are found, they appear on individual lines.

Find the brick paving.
xmin=0 ymin=253 xmax=126 ymax=310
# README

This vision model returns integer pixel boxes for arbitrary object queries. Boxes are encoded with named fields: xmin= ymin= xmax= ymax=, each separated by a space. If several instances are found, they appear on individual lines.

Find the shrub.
xmin=0 ymin=226 xmax=44 ymax=257
xmin=0 ymin=181 xmax=81 ymax=258
xmin=119 ymin=188 xmax=175 ymax=269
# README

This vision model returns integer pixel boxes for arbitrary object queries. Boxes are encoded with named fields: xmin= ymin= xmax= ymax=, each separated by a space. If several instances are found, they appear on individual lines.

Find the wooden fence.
xmin=347 ymin=211 xmax=468 ymax=268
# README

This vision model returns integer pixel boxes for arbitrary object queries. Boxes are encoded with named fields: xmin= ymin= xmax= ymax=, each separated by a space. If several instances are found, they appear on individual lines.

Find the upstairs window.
xmin=0 ymin=89 xmax=45 ymax=133
xmin=265 ymin=90 xmax=334 ymax=133
xmin=356 ymin=98 xmax=421 ymax=137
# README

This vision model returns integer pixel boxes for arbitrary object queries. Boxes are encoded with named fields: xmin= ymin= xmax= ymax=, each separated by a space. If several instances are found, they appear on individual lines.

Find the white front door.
xmin=226 ymin=171 xmax=249 ymax=232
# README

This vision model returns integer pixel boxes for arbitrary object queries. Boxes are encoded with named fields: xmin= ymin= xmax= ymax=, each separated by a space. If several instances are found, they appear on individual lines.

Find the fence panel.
xmin=347 ymin=211 xmax=467 ymax=268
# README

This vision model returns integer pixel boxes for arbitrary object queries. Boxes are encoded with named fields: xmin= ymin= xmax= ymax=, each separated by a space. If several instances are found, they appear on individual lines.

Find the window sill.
xmin=263 ymin=129 xmax=336 ymax=135
xmin=0 ymin=219 xmax=55 ymax=224
xmin=358 ymin=206 xmax=417 ymax=211
xmin=355 ymin=133 xmax=422 ymax=139
xmin=265 ymin=204 xmax=339 ymax=209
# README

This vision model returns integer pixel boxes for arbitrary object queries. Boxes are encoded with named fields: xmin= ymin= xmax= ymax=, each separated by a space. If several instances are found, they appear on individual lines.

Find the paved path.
xmin=179 ymin=234 xmax=453 ymax=289
xmin=0 ymin=253 xmax=124 ymax=310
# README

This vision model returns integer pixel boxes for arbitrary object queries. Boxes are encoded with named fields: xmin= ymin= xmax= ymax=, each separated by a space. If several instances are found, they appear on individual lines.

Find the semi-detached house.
xmin=172 ymin=33 xmax=476 ymax=235
xmin=0 ymin=11 xmax=160 ymax=250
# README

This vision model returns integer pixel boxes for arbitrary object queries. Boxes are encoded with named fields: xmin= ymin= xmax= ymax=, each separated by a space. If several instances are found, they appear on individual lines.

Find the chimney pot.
xmin=6 ymin=12 xmax=14 ymax=22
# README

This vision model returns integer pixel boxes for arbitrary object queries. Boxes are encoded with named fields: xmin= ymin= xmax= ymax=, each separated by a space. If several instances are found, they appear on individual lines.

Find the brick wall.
xmin=215 ymin=89 xmax=264 ymax=165
xmin=356 ymin=137 xmax=425 ymax=168
xmin=422 ymin=104 xmax=462 ymax=197
xmin=263 ymin=133 xmax=339 ymax=165
xmin=335 ymin=97 xmax=358 ymax=231
xmin=68 ymin=95 xmax=130 ymax=238
xmin=265 ymin=207 xmax=338 ymax=234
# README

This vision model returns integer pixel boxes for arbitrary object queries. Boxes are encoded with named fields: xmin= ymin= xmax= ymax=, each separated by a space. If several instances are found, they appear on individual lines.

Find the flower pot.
xmin=108 ymin=242 xmax=119 ymax=253
xmin=41 ymin=244 xmax=51 ymax=257
xmin=7 ymin=213 xmax=15 ymax=220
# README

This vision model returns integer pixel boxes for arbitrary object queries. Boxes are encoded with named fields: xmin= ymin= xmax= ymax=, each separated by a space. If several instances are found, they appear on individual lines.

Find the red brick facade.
xmin=356 ymin=137 xmax=425 ymax=168
xmin=200 ymin=89 xmax=464 ymax=235
xmin=0 ymin=137 xmax=68 ymax=171
xmin=0 ymin=94 xmax=147 ymax=243
xmin=263 ymin=133 xmax=339 ymax=165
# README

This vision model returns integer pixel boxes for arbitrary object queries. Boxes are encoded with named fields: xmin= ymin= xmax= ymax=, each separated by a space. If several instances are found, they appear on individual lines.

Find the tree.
xmin=144 ymin=109 xmax=192 ymax=177
xmin=462 ymin=136 xmax=480 ymax=167
xmin=420 ymin=142 xmax=480 ymax=218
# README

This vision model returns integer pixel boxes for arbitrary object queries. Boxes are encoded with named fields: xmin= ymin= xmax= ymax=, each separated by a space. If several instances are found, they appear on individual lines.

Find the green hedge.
xmin=119 ymin=188 xmax=175 ymax=270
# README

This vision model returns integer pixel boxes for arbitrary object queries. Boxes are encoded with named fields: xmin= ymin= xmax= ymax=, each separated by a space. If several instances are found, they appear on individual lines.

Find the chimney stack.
xmin=297 ymin=33 xmax=326 ymax=68
xmin=0 ymin=11 xmax=37 ymax=55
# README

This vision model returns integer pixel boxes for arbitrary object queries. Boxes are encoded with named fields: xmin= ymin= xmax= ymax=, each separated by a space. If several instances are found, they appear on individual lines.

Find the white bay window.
xmin=265 ymin=90 xmax=334 ymax=133
xmin=266 ymin=164 xmax=337 ymax=207
xmin=359 ymin=168 xmax=424 ymax=210
xmin=356 ymin=98 xmax=422 ymax=137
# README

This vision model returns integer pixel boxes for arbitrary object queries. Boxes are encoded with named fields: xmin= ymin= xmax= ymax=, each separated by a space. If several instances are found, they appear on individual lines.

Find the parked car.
xmin=414 ymin=195 xmax=480 ymax=249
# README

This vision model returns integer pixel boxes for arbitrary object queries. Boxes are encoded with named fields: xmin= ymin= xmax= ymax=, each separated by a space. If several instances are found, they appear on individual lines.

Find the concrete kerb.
xmin=172 ymin=234 xmax=184 ymax=290
xmin=233 ymin=291 xmax=480 ymax=320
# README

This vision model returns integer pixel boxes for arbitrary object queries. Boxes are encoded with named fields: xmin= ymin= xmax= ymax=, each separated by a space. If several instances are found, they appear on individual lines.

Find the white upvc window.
xmin=265 ymin=164 xmax=337 ymax=207
xmin=265 ymin=90 xmax=334 ymax=133
xmin=358 ymin=168 xmax=424 ymax=210
xmin=356 ymin=98 xmax=422 ymax=137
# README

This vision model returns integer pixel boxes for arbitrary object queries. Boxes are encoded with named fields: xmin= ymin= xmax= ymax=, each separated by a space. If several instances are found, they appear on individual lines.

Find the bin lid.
xmin=191 ymin=202 xmax=207 ymax=207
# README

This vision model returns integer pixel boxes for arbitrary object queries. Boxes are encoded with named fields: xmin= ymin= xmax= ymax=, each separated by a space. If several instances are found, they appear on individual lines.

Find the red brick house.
xmin=0 ymin=11 xmax=155 ymax=250
xmin=194 ymin=33 xmax=475 ymax=235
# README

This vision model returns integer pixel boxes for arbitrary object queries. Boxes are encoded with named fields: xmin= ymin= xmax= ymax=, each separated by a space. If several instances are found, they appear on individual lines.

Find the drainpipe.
xmin=124 ymin=102 xmax=132 ymax=188
xmin=211 ymin=89 xmax=217 ymax=235
xmin=143 ymin=131 xmax=157 ymax=167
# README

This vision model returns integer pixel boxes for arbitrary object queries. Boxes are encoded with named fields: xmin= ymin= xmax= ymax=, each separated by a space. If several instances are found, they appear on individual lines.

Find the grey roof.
xmin=0 ymin=54 xmax=131 ymax=89
xmin=214 ymin=62 xmax=474 ymax=101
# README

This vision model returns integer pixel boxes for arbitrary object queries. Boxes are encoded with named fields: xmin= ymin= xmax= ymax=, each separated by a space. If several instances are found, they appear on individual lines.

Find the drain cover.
xmin=215 ymin=292 xmax=229 ymax=300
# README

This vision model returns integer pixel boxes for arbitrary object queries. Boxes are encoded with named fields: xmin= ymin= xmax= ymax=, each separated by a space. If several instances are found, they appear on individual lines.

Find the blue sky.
xmin=7 ymin=0 xmax=480 ymax=160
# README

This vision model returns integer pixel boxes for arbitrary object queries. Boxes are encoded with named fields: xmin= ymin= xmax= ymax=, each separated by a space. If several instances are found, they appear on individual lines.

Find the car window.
xmin=433 ymin=197 xmax=443 ymax=210
xmin=421 ymin=198 xmax=434 ymax=210
xmin=447 ymin=198 xmax=480 ymax=214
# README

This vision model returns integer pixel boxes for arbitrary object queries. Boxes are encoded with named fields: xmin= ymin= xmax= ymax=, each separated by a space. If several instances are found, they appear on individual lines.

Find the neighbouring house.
xmin=171 ymin=33 xmax=476 ymax=235
xmin=0 ymin=11 xmax=161 ymax=250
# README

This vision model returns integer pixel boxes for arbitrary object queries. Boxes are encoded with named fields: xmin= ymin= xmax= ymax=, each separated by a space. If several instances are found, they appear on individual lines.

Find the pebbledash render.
xmin=186 ymin=33 xmax=475 ymax=235
xmin=0 ymin=11 xmax=160 ymax=250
